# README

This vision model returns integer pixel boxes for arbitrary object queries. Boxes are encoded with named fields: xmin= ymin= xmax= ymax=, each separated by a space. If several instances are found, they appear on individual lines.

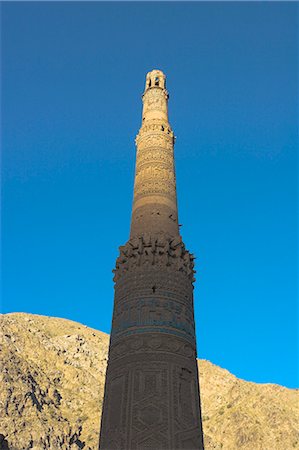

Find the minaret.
xmin=99 ymin=70 xmax=205 ymax=450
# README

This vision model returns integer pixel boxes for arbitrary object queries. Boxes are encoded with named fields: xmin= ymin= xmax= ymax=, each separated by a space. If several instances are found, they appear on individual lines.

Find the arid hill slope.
xmin=0 ymin=313 xmax=298 ymax=450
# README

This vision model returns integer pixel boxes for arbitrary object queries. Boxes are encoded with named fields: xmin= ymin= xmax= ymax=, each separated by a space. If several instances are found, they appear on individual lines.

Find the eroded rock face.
xmin=1 ymin=313 xmax=298 ymax=450
xmin=0 ymin=313 xmax=109 ymax=450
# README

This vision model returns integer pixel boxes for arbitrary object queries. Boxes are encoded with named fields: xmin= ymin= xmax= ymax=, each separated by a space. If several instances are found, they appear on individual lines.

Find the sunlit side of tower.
xmin=99 ymin=70 xmax=204 ymax=450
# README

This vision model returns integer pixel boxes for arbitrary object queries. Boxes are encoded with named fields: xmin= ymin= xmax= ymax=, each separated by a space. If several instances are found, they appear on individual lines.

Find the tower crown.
xmin=144 ymin=69 xmax=166 ymax=90
xmin=142 ymin=69 xmax=169 ymax=123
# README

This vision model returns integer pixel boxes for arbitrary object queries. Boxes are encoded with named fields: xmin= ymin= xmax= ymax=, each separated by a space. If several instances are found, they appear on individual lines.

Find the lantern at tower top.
xmin=144 ymin=69 xmax=167 ymax=90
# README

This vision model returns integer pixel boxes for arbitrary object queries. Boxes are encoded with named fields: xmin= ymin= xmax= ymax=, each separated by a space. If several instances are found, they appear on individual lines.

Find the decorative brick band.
xmin=113 ymin=233 xmax=196 ymax=283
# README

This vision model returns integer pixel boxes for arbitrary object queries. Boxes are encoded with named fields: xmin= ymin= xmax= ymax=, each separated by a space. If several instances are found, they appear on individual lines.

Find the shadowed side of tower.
xmin=99 ymin=70 xmax=205 ymax=450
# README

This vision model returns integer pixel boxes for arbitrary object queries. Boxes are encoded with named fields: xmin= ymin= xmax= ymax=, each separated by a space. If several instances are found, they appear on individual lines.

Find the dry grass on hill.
xmin=1 ymin=313 xmax=298 ymax=450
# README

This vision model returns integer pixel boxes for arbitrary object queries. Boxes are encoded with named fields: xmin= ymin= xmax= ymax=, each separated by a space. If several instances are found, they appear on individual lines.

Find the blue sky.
xmin=1 ymin=2 xmax=298 ymax=388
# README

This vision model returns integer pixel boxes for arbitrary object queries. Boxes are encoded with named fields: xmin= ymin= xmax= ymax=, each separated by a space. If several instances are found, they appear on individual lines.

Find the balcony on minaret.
xmin=145 ymin=69 xmax=166 ymax=90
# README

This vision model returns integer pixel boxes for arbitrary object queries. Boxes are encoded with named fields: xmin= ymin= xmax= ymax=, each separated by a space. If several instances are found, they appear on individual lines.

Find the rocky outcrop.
xmin=0 ymin=313 xmax=298 ymax=450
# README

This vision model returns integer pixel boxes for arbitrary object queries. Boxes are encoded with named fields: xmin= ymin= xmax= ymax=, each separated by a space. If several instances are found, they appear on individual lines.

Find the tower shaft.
xmin=99 ymin=70 xmax=204 ymax=450
xmin=131 ymin=70 xmax=178 ymax=238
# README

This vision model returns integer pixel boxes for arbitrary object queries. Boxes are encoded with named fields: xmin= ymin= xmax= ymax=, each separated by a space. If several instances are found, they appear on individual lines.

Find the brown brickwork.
xmin=99 ymin=70 xmax=204 ymax=450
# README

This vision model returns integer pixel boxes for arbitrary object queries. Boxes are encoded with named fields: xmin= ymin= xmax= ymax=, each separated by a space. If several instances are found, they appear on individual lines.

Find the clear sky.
xmin=2 ymin=2 xmax=298 ymax=388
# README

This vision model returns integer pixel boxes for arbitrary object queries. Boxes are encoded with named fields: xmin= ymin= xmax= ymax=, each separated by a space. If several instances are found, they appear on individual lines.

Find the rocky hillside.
xmin=0 ymin=313 xmax=298 ymax=450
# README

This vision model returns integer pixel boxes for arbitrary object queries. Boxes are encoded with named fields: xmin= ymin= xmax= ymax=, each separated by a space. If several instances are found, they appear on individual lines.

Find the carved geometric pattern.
xmin=109 ymin=334 xmax=196 ymax=361
xmin=110 ymin=296 xmax=195 ymax=343
xmin=136 ymin=133 xmax=174 ymax=150
xmin=134 ymin=165 xmax=176 ymax=200
xmin=178 ymin=368 xmax=196 ymax=426
xmin=108 ymin=375 xmax=124 ymax=428
xmin=138 ymin=436 xmax=163 ymax=450
xmin=100 ymin=356 xmax=203 ymax=450
xmin=136 ymin=155 xmax=173 ymax=175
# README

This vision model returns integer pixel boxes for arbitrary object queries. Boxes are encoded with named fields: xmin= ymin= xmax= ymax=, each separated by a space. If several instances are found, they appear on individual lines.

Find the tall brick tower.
xmin=99 ymin=70 xmax=204 ymax=450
